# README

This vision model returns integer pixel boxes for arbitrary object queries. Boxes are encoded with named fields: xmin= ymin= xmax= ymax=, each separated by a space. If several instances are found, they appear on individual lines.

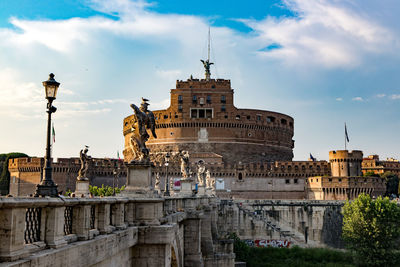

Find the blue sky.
xmin=0 ymin=0 xmax=400 ymax=161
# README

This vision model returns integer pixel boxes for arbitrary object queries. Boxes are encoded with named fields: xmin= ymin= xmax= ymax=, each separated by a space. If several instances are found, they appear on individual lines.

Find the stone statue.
xmin=180 ymin=151 xmax=191 ymax=179
xmin=77 ymin=146 xmax=91 ymax=181
xmin=197 ymin=160 xmax=206 ymax=186
xmin=154 ymin=172 xmax=160 ymax=191
xmin=129 ymin=98 xmax=157 ymax=162
xmin=206 ymin=170 xmax=213 ymax=188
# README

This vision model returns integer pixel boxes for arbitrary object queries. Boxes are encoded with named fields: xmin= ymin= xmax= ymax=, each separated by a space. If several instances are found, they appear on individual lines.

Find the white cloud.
xmin=241 ymin=0 xmax=397 ymax=68
xmin=336 ymin=97 xmax=343 ymax=101
xmin=390 ymin=94 xmax=400 ymax=100
xmin=352 ymin=96 xmax=363 ymax=101
xmin=376 ymin=94 xmax=386 ymax=98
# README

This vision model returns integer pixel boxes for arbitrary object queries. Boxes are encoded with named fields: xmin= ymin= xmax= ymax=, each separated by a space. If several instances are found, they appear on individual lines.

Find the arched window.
xmin=267 ymin=116 xmax=275 ymax=123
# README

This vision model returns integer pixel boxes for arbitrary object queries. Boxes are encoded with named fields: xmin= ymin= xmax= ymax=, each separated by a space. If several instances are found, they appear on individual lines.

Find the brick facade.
xmin=123 ymin=78 xmax=294 ymax=164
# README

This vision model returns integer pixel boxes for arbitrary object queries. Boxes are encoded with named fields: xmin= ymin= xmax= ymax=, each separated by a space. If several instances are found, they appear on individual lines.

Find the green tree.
xmin=342 ymin=193 xmax=400 ymax=266
xmin=0 ymin=152 xmax=28 ymax=195
xmin=380 ymin=172 xmax=399 ymax=196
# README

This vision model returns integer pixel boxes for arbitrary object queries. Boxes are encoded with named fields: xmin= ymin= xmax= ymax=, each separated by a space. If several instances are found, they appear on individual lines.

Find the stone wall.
xmin=8 ymin=157 xmax=126 ymax=196
xmin=307 ymin=176 xmax=386 ymax=200
xmin=218 ymin=199 xmax=345 ymax=248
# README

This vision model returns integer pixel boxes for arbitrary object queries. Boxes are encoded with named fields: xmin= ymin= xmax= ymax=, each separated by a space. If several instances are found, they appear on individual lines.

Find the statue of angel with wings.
xmin=129 ymin=98 xmax=157 ymax=162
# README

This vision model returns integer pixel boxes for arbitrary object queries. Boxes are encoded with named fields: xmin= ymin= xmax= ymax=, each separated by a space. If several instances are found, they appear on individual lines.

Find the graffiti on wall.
xmin=243 ymin=239 xmax=291 ymax=248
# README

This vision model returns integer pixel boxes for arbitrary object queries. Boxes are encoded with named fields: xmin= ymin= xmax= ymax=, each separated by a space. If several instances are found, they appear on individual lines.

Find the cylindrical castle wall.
xmin=123 ymin=114 xmax=294 ymax=164
xmin=329 ymin=150 xmax=363 ymax=177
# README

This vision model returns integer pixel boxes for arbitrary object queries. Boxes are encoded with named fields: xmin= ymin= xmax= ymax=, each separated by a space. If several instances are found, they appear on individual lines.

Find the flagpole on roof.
xmin=344 ymin=122 xmax=346 ymax=150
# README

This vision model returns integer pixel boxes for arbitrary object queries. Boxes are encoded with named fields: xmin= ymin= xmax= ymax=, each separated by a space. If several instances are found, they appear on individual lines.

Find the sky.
xmin=0 ymin=0 xmax=400 ymax=161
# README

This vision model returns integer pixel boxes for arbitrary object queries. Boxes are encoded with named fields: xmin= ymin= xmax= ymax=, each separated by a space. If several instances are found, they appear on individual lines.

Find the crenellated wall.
xmin=8 ymin=157 xmax=126 ymax=196
xmin=329 ymin=150 xmax=363 ymax=177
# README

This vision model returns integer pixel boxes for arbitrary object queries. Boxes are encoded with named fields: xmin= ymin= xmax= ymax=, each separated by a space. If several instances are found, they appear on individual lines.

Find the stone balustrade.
xmin=0 ymin=195 xmax=231 ymax=266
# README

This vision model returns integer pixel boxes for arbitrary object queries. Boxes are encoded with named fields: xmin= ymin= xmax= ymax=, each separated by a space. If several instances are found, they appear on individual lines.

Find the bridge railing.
xmin=0 ymin=195 xmax=215 ymax=262
xmin=0 ymin=196 xmax=141 ymax=262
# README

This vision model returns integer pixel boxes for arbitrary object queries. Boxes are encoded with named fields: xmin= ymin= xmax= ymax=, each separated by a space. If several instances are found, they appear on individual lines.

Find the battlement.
xmin=8 ymin=157 xmax=123 ymax=174
xmin=8 ymin=157 xmax=43 ymax=170
xmin=329 ymin=150 xmax=363 ymax=161
xmin=176 ymin=78 xmax=231 ymax=90
xmin=152 ymin=159 xmax=330 ymax=179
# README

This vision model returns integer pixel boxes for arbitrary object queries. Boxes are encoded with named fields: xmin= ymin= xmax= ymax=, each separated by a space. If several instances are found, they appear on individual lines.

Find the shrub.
xmin=89 ymin=184 xmax=125 ymax=196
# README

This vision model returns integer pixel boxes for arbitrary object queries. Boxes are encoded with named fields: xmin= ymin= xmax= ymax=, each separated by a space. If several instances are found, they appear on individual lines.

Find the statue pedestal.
xmin=75 ymin=179 xmax=90 ymax=197
xmin=205 ymin=187 xmax=214 ymax=196
xmin=120 ymin=161 xmax=158 ymax=198
xmin=179 ymin=178 xmax=194 ymax=197
xmin=197 ymin=185 xmax=206 ymax=196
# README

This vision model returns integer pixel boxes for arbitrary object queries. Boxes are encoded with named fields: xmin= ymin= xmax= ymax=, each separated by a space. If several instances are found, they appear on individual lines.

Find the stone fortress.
xmin=8 ymin=61 xmax=394 ymax=200
xmin=123 ymin=76 xmax=294 ymax=165
xmin=119 ymin=62 xmax=388 ymax=201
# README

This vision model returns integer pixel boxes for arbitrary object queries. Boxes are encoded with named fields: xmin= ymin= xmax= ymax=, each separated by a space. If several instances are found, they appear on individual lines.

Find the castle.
xmin=123 ymin=77 xmax=294 ymax=164
xmin=7 ymin=62 xmax=391 ymax=200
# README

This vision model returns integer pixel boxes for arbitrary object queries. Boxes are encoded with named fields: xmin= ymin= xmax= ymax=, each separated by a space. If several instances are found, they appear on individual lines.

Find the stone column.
xmin=98 ymin=203 xmax=113 ymax=234
xmin=201 ymin=205 xmax=215 ymax=258
xmin=125 ymin=202 xmax=135 ymax=226
xmin=45 ymin=204 xmax=68 ymax=248
xmin=183 ymin=213 xmax=204 ymax=267
xmin=0 ymin=207 xmax=28 ymax=261
xmin=72 ymin=204 xmax=91 ymax=240
xmin=114 ymin=202 xmax=127 ymax=230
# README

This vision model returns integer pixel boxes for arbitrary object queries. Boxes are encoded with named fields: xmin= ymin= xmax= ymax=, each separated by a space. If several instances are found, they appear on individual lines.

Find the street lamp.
xmin=35 ymin=73 xmax=60 ymax=197
xmin=113 ymin=166 xmax=117 ymax=196
xmin=164 ymin=152 xmax=170 ymax=196
xmin=112 ymin=160 xmax=121 ymax=196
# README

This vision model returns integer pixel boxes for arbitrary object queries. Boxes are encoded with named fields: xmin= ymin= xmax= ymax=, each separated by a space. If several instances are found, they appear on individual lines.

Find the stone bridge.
xmin=0 ymin=196 xmax=234 ymax=267
xmin=218 ymin=199 xmax=345 ymax=248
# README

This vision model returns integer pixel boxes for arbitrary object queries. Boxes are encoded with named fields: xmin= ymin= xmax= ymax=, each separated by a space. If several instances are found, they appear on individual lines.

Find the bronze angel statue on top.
xmin=129 ymin=98 xmax=157 ymax=162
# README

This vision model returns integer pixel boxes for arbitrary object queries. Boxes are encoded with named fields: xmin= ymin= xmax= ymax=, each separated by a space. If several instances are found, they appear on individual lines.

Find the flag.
xmin=309 ymin=153 xmax=316 ymax=161
xmin=117 ymin=151 xmax=122 ymax=162
xmin=345 ymin=123 xmax=350 ymax=142
xmin=52 ymin=123 xmax=56 ymax=143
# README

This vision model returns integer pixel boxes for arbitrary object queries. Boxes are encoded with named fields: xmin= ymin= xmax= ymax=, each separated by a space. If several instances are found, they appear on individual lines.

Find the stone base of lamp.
xmin=35 ymin=180 xmax=58 ymax=197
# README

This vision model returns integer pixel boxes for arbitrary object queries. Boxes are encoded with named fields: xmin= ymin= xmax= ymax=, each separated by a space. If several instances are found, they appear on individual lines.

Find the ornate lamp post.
xmin=112 ymin=161 xmax=121 ymax=196
xmin=113 ymin=167 xmax=117 ymax=196
xmin=35 ymin=73 xmax=60 ymax=197
xmin=164 ymin=152 xmax=170 ymax=196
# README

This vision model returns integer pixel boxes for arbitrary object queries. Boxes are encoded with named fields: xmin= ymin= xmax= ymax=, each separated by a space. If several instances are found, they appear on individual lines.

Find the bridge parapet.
xmin=0 ymin=196 xmax=234 ymax=267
